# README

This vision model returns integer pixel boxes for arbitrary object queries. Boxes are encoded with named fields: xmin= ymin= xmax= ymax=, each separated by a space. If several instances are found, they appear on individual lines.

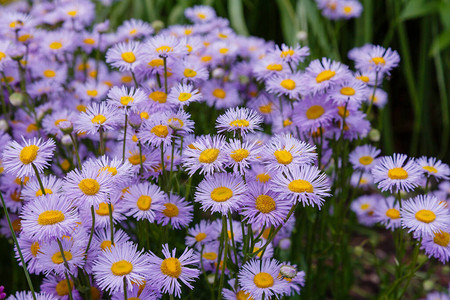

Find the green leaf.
xmin=400 ymin=0 xmax=440 ymax=20
xmin=228 ymin=0 xmax=249 ymax=35
xmin=429 ymin=28 xmax=450 ymax=55
xmin=277 ymin=0 xmax=299 ymax=45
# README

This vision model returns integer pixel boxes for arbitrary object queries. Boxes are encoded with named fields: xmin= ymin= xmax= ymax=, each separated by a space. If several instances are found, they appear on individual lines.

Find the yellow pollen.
xmin=306 ymin=105 xmax=325 ymax=119
xmin=111 ymin=260 xmax=133 ymax=276
xmin=30 ymin=241 xmax=40 ymax=257
xmin=283 ymin=119 xmax=293 ymax=127
xmin=84 ymin=38 xmax=95 ymax=45
xmin=343 ymin=6 xmax=352 ymax=14
xmin=160 ymin=257 xmax=181 ymax=278
xmin=197 ymin=13 xmax=206 ymax=19
xmin=76 ymin=104 xmax=87 ymax=112
xmin=340 ymin=87 xmax=355 ymax=96
xmin=266 ymin=64 xmax=283 ymax=71
xmin=423 ymin=166 xmax=438 ymax=173
xmin=360 ymin=203 xmax=370 ymax=210
xmin=183 ymin=68 xmax=197 ymax=78
xmin=230 ymin=149 xmax=249 ymax=162
xmin=184 ymin=29 xmax=193 ymax=35
xmin=274 ymin=149 xmax=293 ymax=165
xmin=36 ymin=188 xmax=53 ymax=197
xmin=140 ymin=112 xmax=149 ymax=119
xmin=280 ymin=79 xmax=296 ymax=90
xmin=415 ymin=209 xmax=436 ymax=223
xmin=255 ymin=195 xmax=276 ymax=213
xmin=129 ymin=28 xmax=137 ymax=35
xmin=55 ymin=279 xmax=73 ymax=296
xmin=148 ymin=59 xmax=164 ymax=67
xmin=18 ymin=33 xmax=32 ymax=42
xmin=219 ymin=48 xmax=229 ymax=55
xmin=195 ymin=232 xmax=207 ymax=242
xmin=137 ymin=195 xmax=152 ymax=211
xmin=202 ymin=252 xmax=217 ymax=260
xmin=212 ymin=88 xmax=226 ymax=99
xmin=360 ymin=178 xmax=368 ymax=184
xmin=359 ymin=156 xmax=374 ymax=165
xmin=201 ymin=55 xmax=212 ymax=62
xmin=386 ymin=208 xmax=400 ymax=219
xmin=19 ymin=145 xmax=39 ymax=165
xmin=388 ymin=167 xmax=408 ymax=180
xmin=121 ymin=52 xmax=136 ymax=63
xmin=259 ymin=103 xmax=272 ymax=114
xmin=280 ymin=49 xmax=295 ymax=58
xmin=372 ymin=57 xmax=386 ymax=65
xmin=149 ymin=91 xmax=167 ymax=103
xmin=43 ymin=70 xmax=56 ymax=78
xmin=288 ymin=179 xmax=314 ymax=193
xmin=67 ymin=10 xmax=77 ymax=16
xmin=49 ymin=42 xmax=63 ymax=50
xmin=51 ymin=251 xmax=72 ymax=264
xmin=100 ymin=240 xmax=113 ymax=251
xmin=433 ymin=231 xmax=450 ymax=247
xmin=156 ymin=46 xmax=173 ymax=53
xmin=253 ymin=272 xmax=274 ymax=288
xmin=211 ymin=187 xmax=233 ymax=202
xmin=151 ymin=125 xmax=169 ymax=138
xmin=96 ymin=202 xmax=112 ymax=216
xmin=91 ymin=114 xmax=106 ymax=124
xmin=229 ymin=119 xmax=250 ymax=128
xmin=78 ymin=178 xmax=100 ymax=195
xmin=163 ymin=203 xmax=179 ymax=217
xmin=356 ymin=75 xmax=370 ymax=83
xmin=186 ymin=44 xmax=193 ymax=52
xmin=316 ymin=70 xmax=336 ymax=83
xmin=120 ymin=96 xmax=134 ymax=106
xmin=128 ymin=153 xmax=146 ymax=165
xmin=178 ymin=92 xmax=192 ymax=102
xmin=199 ymin=148 xmax=220 ymax=163
xmin=256 ymin=173 xmax=271 ymax=183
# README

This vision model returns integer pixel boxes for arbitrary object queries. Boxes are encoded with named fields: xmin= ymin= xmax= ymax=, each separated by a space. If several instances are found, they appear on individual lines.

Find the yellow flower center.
xmin=121 ymin=52 xmax=136 ymax=63
xmin=213 ymin=88 xmax=226 ymax=99
xmin=0 ymin=52 xmax=6 ymax=61
xmin=253 ymin=272 xmax=274 ymax=288
xmin=149 ymin=91 xmax=167 ymax=103
xmin=184 ymin=68 xmax=197 ymax=77
xmin=356 ymin=75 xmax=369 ymax=83
xmin=386 ymin=208 xmax=400 ymax=219
xmin=160 ymin=257 xmax=181 ymax=278
xmin=96 ymin=202 xmax=111 ymax=216
xmin=178 ymin=92 xmax=192 ymax=102
xmin=288 ymin=179 xmax=314 ymax=193
xmin=306 ymin=105 xmax=325 ymax=119
xmin=202 ymin=252 xmax=217 ymax=260
xmin=137 ymin=195 xmax=152 ymax=211
xmin=343 ymin=6 xmax=352 ymax=14
xmin=280 ymin=49 xmax=295 ymax=58
xmin=76 ymin=104 xmax=87 ymax=112
xmin=84 ymin=38 xmax=95 ymax=45
xmin=87 ymin=90 xmax=98 ymax=97
xmin=259 ymin=103 xmax=272 ymax=114
xmin=128 ymin=154 xmax=146 ymax=165
xmin=266 ymin=64 xmax=283 ymax=71
xmin=229 ymin=119 xmax=250 ymax=128
xmin=36 ymin=188 xmax=53 ymax=197
xmin=256 ymin=173 xmax=271 ymax=183
xmin=337 ymin=106 xmax=350 ymax=118
xmin=78 ymin=178 xmax=100 ymax=195
xmin=199 ymin=148 xmax=220 ymax=163
xmin=359 ymin=156 xmax=374 ymax=166
xmin=387 ymin=167 xmax=408 ymax=180
xmin=360 ymin=203 xmax=370 ymax=210
xmin=140 ymin=112 xmax=149 ymax=120
xmin=148 ymin=59 xmax=164 ymax=67
xmin=111 ymin=260 xmax=133 ymax=276
xmin=340 ymin=87 xmax=355 ymax=96
xmin=197 ymin=13 xmax=206 ymax=19
xmin=38 ymin=210 xmax=65 ymax=225
xmin=156 ymin=46 xmax=173 ymax=53
xmin=19 ymin=145 xmax=39 ymax=165
xmin=230 ymin=149 xmax=249 ymax=162
xmin=120 ymin=96 xmax=134 ymax=106
xmin=163 ymin=203 xmax=179 ymax=217
xmin=433 ymin=231 xmax=450 ymax=247
xmin=211 ymin=187 xmax=233 ymax=202
xmin=49 ymin=42 xmax=62 ymax=50
xmin=151 ymin=125 xmax=169 ymax=138
xmin=91 ymin=114 xmax=106 ymax=124
xmin=99 ymin=166 xmax=118 ymax=176
xmin=129 ymin=28 xmax=137 ymax=35
xmin=55 ymin=279 xmax=73 ymax=296
xmin=51 ymin=251 xmax=72 ymax=264
xmin=67 ymin=10 xmax=77 ymax=16
xmin=415 ymin=209 xmax=436 ymax=223
xmin=372 ymin=57 xmax=385 ymax=65
xmin=43 ymin=70 xmax=56 ymax=78
xmin=280 ymin=79 xmax=296 ymax=90
xmin=30 ymin=241 xmax=40 ymax=257
xmin=316 ymin=70 xmax=336 ymax=83
xmin=274 ymin=149 xmax=293 ymax=165
xmin=283 ymin=119 xmax=293 ymax=127
xmin=255 ymin=195 xmax=276 ymax=213
xmin=423 ymin=166 xmax=438 ymax=173
xmin=195 ymin=232 xmax=207 ymax=242
xmin=201 ymin=55 xmax=212 ymax=62
xmin=54 ymin=118 xmax=68 ymax=126
xmin=122 ymin=75 xmax=133 ymax=83
xmin=236 ymin=290 xmax=253 ymax=300
xmin=100 ymin=240 xmax=113 ymax=251
xmin=12 ymin=219 xmax=21 ymax=232
xmin=61 ymin=159 xmax=70 ymax=171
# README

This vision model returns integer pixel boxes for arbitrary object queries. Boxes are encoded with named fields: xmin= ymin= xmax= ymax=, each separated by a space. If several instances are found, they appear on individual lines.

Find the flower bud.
xmin=61 ymin=135 xmax=72 ymax=146
xmin=280 ymin=264 xmax=297 ymax=279
xmin=9 ymin=92 xmax=24 ymax=106
xmin=212 ymin=68 xmax=225 ymax=78
xmin=0 ymin=119 xmax=8 ymax=131
xmin=58 ymin=120 xmax=73 ymax=134
xmin=369 ymin=129 xmax=380 ymax=142
xmin=152 ymin=20 xmax=164 ymax=33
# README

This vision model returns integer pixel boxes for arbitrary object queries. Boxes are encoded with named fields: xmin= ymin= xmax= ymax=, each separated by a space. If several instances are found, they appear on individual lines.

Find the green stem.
xmin=227 ymin=212 xmax=239 ymax=267
xmin=70 ymin=134 xmax=82 ymax=170
xmin=217 ymin=216 xmax=228 ymax=300
xmin=99 ymin=126 xmax=105 ymax=156
xmin=64 ymin=272 xmax=74 ymax=300
xmin=162 ymin=56 xmax=168 ymax=94
xmin=85 ymin=206 xmax=96 ymax=255
xmin=122 ymin=109 xmax=128 ymax=162
xmin=56 ymin=239 xmax=74 ymax=300
xmin=31 ymin=163 xmax=46 ymax=196
xmin=0 ymin=192 xmax=37 ymax=300
xmin=109 ymin=202 xmax=114 ymax=245
xmin=366 ymin=71 xmax=379 ymax=117
xmin=138 ymin=141 xmax=144 ymax=176
xmin=123 ymin=277 xmax=128 ymax=300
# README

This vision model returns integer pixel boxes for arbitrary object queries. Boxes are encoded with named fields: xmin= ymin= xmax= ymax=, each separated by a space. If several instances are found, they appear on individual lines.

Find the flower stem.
xmin=123 ymin=277 xmax=128 ymax=300
xmin=366 ymin=71 xmax=379 ymax=117
xmin=122 ymin=109 xmax=128 ymax=162
xmin=217 ymin=215 xmax=228 ymax=300
xmin=0 ymin=191 xmax=37 ymax=300
xmin=31 ymin=163 xmax=46 ymax=196
xmin=85 ymin=206 xmax=96 ymax=255
xmin=109 ymin=202 xmax=114 ymax=245
xmin=56 ymin=238 xmax=75 ymax=300
xmin=70 ymin=134 xmax=82 ymax=170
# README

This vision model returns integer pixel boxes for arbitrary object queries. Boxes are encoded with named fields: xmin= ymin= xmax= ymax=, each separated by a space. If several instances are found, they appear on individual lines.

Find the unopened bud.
xmin=207 ymin=274 xmax=215 ymax=284
xmin=152 ymin=20 xmax=164 ymax=33
xmin=128 ymin=111 xmax=142 ymax=129
xmin=279 ymin=238 xmax=291 ymax=250
xmin=0 ymin=119 xmax=8 ymax=131
xmin=280 ymin=265 xmax=297 ymax=279
xmin=296 ymin=31 xmax=307 ymax=41
xmin=61 ymin=135 xmax=72 ymax=146
xmin=212 ymin=68 xmax=224 ymax=78
xmin=9 ymin=92 xmax=24 ymax=106
xmin=58 ymin=120 xmax=73 ymax=134
xmin=368 ymin=129 xmax=380 ymax=142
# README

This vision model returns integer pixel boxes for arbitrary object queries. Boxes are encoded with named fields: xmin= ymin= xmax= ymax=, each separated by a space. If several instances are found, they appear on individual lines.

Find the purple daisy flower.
xmin=421 ymin=229 xmax=450 ymax=264
xmin=156 ymin=193 xmax=193 ymax=229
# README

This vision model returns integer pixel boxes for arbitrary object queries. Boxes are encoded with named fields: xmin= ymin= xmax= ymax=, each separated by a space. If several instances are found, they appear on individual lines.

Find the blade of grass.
xmin=228 ymin=0 xmax=249 ymax=35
